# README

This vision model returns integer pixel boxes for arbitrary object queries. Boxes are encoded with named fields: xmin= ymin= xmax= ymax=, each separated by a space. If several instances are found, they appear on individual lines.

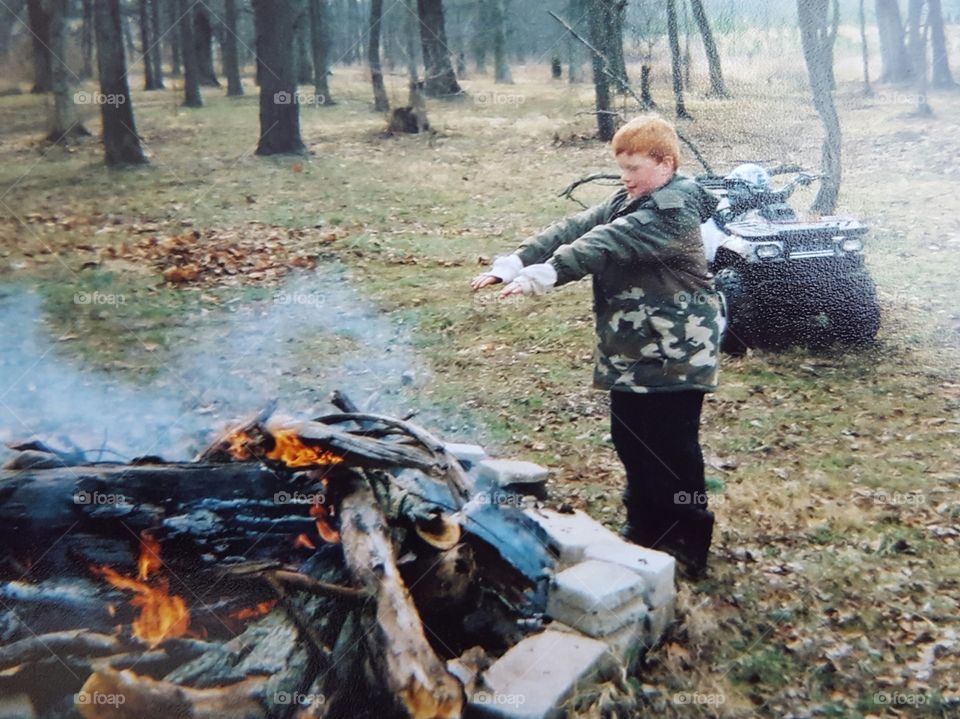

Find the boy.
xmin=471 ymin=116 xmax=721 ymax=577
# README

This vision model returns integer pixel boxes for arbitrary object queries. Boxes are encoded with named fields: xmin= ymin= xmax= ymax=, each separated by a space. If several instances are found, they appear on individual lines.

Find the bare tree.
xmin=177 ymin=0 xmax=203 ymax=105
xmin=27 ymin=0 xmax=53 ymax=93
xmin=148 ymin=0 xmax=164 ymax=88
xmin=253 ymin=0 xmax=305 ymax=155
xmin=798 ymin=0 xmax=841 ymax=214
xmin=666 ymin=0 xmax=691 ymax=118
xmin=139 ymin=0 xmax=163 ymax=90
xmin=369 ymin=0 xmax=390 ymax=111
xmin=490 ymin=0 xmax=512 ymax=84
xmin=876 ymin=0 xmax=912 ymax=82
xmin=859 ymin=0 xmax=873 ymax=95
xmin=223 ymin=0 xmax=244 ymax=96
xmin=46 ymin=0 xmax=89 ymax=143
xmin=416 ymin=0 xmax=462 ymax=96
xmin=927 ymin=0 xmax=956 ymax=87
xmin=94 ymin=0 xmax=147 ymax=165
xmin=690 ymin=0 xmax=728 ymax=97
xmin=586 ymin=0 xmax=615 ymax=140
xmin=907 ymin=0 xmax=933 ymax=115
xmin=194 ymin=6 xmax=220 ymax=86
xmin=308 ymin=0 xmax=335 ymax=104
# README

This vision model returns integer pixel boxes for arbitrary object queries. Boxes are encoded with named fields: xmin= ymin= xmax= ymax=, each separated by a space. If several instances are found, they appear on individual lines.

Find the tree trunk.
xmin=168 ymin=0 xmax=181 ymax=77
xmin=907 ymin=0 xmax=934 ymax=114
xmin=876 ymin=0 xmax=912 ymax=82
xmin=27 ymin=0 xmax=53 ymax=93
xmin=566 ymin=0 xmax=584 ymax=83
xmin=149 ymin=0 xmax=165 ymax=88
xmin=641 ymin=64 xmax=656 ymax=106
xmin=690 ymin=0 xmax=728 ymax=97
xmin=0 ymin=0 xmax=25 ymax=66
xmin=46 ymin=0 xmax=90 ymax=143
xmin=177 ymin=0 xmax=203 ymax=106
xmin=369 ymin=0 xmax=390 ymax=111
xmin=193 ymin=6 xmax=220 ymax=86
xmin=93 ymin=0 xmax=147 ymax=166
xmin=927 ymin=0 xmax=955 ymax=87
xmin=798 ymin=0 xmax=841 ymax=214
xmin=296 ymin=18 xmax=314 ymax=84
xmin=403 ymin=0 xmax=420 ymax=82
xmin=223 ymin=0 xmax=244 ymax=96
xmin=588 ymin=0 xmax=615 ymax=141
xmin=139 ymin=0 xmax=159 ymax=89
xmin=253 ymin=0 xmax=305 ymax=155
xmin=416 ymin=0 xmax=462 ymax=96
xmin=80 ymin=0 xmax=93 ymax=78
xmin=492 ymin=0 xmax=512 ymax=84
xmin=667 ymin=0 xmax=691 ymax=118
xmin=309 ymin=0 xmax=335 ymax=104
xmin=859 ymin=0 xmax=873 ymax=95
xmin=605 ymin=0 xmax=628 ymax=91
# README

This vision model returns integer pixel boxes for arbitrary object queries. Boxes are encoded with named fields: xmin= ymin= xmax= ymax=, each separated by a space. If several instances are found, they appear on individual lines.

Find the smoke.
xmin=0 ymin=267 xmax=462 ymax=464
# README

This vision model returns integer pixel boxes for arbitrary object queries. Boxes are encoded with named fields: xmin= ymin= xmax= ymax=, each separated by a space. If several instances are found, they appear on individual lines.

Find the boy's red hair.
xmin=611 ymin=116 xmax=681 ymax=168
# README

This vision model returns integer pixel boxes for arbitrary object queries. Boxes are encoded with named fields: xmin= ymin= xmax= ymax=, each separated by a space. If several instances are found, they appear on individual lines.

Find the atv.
xmin=698 ymin=164 xmax=881 ymax=354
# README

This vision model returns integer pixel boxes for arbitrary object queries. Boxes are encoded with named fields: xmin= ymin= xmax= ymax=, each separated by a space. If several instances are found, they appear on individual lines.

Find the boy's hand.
xmin=470 ymin=274 xmax=501 ymax=291
xmin=498 ymin=281 xmax=527 ymax=298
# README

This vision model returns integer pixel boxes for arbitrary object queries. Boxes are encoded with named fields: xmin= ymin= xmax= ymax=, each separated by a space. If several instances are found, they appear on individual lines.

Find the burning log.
xmin=338 ymin=472 xmax=465 ymax=719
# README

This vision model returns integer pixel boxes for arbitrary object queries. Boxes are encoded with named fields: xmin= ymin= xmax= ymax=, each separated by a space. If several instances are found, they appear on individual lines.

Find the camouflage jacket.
xmin=514 ymin=174 xmax=722 ymax=394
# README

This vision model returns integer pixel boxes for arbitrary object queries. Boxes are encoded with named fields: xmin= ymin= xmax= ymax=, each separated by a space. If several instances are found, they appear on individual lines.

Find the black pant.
xmin=610 ymin=389 xmax=714 ymax=560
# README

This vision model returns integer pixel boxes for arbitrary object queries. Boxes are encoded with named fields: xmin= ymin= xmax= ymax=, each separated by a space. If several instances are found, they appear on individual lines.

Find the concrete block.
xmin=583 ymin=540 xmax=676 ymax=608
xmin=472 ymin=629 xmax=611 ymax=719
xmin=548 ymin=592 xmax=648 ymax=638
xmin=643 ymin=598 xmax=677 ymax=648
xmin=604 ymin=619 xmax=648 ymax=670
xmin=524 ymin=509 xmax=615 ymax=563
xmin=444 ymin=442 xmax=488 ymax=468
xmin=477 ymin=459 xmax=549 ymax=487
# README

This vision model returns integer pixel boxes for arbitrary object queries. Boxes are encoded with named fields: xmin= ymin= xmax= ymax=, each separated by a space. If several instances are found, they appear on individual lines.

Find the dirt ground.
xmin=1 ymin=29 xmax=959 ymax=718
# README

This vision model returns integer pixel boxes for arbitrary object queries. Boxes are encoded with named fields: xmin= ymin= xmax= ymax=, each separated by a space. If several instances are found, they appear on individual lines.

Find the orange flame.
xmin=310 ymin=501 xmax=341 ymax=544
xmin=91 ymin=532 xmax=189 ymax=647
xmin=294 ymin=533 xmax=317 ymax=550
xmin=228 ymin=600 xmax=277 ymax=622
xmin=266 ymin=429 xmax=345 ymax=468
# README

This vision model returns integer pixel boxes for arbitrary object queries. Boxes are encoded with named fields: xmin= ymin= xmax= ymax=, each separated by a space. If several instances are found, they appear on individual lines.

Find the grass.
xmin=2 ymin=40 xmax=960 ymax=718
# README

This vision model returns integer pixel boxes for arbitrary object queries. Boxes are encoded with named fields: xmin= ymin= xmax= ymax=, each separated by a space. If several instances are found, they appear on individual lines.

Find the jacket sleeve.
xmin=548 ymin=208 xmax=687 ymax=286
xmin=514 ymin=201 xmax=609 ymax=266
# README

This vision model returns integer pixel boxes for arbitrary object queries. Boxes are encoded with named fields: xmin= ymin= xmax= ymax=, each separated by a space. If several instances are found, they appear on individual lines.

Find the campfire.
xmin=0 ymin=391 xmax=678 ymax=719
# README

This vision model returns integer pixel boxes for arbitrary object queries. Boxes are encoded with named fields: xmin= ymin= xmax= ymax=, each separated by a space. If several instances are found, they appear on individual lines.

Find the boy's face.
xmin=616 ymin=152 xmax=675 ymax=199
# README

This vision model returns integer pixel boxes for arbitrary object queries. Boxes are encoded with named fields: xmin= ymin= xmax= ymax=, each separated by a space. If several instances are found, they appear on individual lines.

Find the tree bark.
xmin=798 ymin=0 xmax=841 ymax=214
xmin=907 ymin=0 xmax=934 ymax=114
xmin=859 ymin=0 xmax=873 ymax=95
xmin=46 ymin=0 xmax=90 ymax=143
xmin=587 ymin=0 xmax=615 ymax=140
xmin=667 ymin=0 xmax=691 ymax=118
xmin=223 ymin=0 xmax=244 ymax=96
xmin=606 ymin=0 xmax=628 ymax=90
xmin=79 ymin=0 xmax=93 ymax=77
xmin=403 ymin=0 xmax=420 ymax=82
xmin=148 ymin=0 xmax=165 ymax=88
xmin=253 ymin=0 xmax=306 ymax=155
xmin=27 ymin=0 xmax=53 ymax=93
xmin=690 ymin=0 xmax=728 ymax=97
xmin=296 ymin=16 xmax=314 ymax=84
xmin=139 ymin=0 xmax=159 ymax=89
xmin=309 ymin=0 xmax=335 ymax=104
xmin=416 ymin=0 xmax=462 ymax=96
xmin=93 ymin=0 xmax=147 ymax=166
xmin=927 ymin=0 xmax=955 ymax=87
xmin=167 ymin=0 xmax=181 ymax=77
xmin=369 ymin=0 xmax=390 ymax=111
xmin=193 ymin=6 xmax=220 ymax=86
xmin=876 ymin=0 xmax=912 ymax=82
xmin=0 ymin=0 xmax=25 ymax=66
xmin=177 ymin=0 xmax=203 ymax=106
xmin=491 ymin=0 xmax=512 ymax=84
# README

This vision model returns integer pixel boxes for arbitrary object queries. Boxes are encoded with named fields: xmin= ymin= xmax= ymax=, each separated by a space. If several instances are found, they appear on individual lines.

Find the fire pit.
xmin=0 ymin=392 xmax=677 ymax=719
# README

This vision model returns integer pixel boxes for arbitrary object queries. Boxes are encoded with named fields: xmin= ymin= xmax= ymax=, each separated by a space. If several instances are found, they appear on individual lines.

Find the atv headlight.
xmin=755 ymin=243 xmax=783 ymax=260
xmin=840 ymin=237 xmax=864 ymax=253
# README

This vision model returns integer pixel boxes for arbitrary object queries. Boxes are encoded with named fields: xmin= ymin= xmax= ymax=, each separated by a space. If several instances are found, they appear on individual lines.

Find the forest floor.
xmin=1 ymin=60 xmax=959 ymax=718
